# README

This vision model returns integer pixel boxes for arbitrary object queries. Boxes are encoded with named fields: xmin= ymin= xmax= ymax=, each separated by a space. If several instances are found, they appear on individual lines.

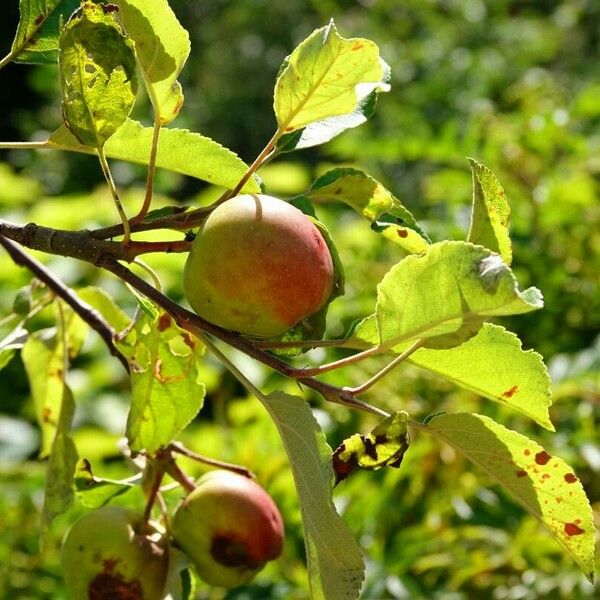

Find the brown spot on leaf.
xmin=564 ymin=522 xmax=585 ymax=536
xmin=516 ymin=470 xmax=527 ymax=478
xmin=524 ymin=449 xmax=531 ymax=456
xmin=364 ymin=437 xmax=378 ymax=461
xmin=502 ymin=385 xmax=518 ymax=398
xmin=334 ymin=187 xmax=342 ymax=195
xmin=564 ymin=473 xmax=578 ymax=484
xmin=34 ymin=14 xmax=45 ymax=25
xmin=182 ymin=333 xmax=196 ymax=349
xmin=157 ymin=313 xmax=172 ymax=331
xmin=535 ymin=451 xmax=551 ymax=465
xmin=101 ymin=3 xmax=120 ymax=13
xmin=397 ymin=229 xmax=408 ymax=238
xmin=42 ymin=407 xmax=53 ymax=423
xmin=352 ymin=42 xmax=365 ymax=51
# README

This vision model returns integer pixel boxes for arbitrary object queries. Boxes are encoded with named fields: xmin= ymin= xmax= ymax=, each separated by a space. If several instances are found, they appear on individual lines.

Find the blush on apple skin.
xmin=183 ymin=194 xmax=335 ymax=338
xmin=171 ymin=470 xmax=285 ymax=588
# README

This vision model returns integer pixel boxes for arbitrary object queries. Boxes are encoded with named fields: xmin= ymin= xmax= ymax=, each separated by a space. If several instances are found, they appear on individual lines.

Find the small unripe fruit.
xmin=183 ymin=194 xmax=335 ymax=337
xmin=61 ymin=506 xmax=168 ymax=600
xmin=172 ymin=470 xmax=284 ymax=588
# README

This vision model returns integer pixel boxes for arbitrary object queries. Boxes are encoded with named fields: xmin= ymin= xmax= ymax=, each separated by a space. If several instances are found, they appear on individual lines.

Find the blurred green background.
xmin=1 ymin=1 xmax=599 ymax=598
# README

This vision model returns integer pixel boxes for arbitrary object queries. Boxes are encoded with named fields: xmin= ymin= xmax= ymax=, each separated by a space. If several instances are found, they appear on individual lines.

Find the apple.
xmin=61 ymin=506 xmax=168 ymax=600
xmin=171 ymin=470 xmax=284 ymax=588
xmin=183 ymin=193 xmax=335 ymax=337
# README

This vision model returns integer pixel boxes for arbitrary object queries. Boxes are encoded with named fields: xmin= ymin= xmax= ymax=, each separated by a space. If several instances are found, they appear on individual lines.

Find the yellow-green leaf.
xmin=306 ymin=167 xmax=429 ymax=254
xmin=9 ymin=0 xmax=80 ymax=65
xmin=47 ymin=120 xmax=260 ymax=192
xmin=332 ymin=411 xmax=409 ymax=484
xmin=467 ymin=159 xmax=512 ymax=265
xmin=58 ymin=2 xmax=138 ymax=148
xmin=424 ymin=413 xmax=595 ymax=580
xmin=274 ymin=20 xmax=389 ymax=133
xmin=115 ymin=0 xmax=190 ymax=124
xmin=259 ymin=391 xmax=365 ymax=600
xmin=116 ymin=307 xmax=206 ymax=453
xmin=374 ymin=241 xmax=543 ymax=350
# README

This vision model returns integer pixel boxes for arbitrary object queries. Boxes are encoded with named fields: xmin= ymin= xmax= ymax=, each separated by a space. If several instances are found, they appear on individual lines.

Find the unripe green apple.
xmin=171 ymin=470 xmax=284 ymax=588
xmin=183 ymin=193 xmax=335 ymax=337
xmin=61 ymin=506 xmax=168 ymax=600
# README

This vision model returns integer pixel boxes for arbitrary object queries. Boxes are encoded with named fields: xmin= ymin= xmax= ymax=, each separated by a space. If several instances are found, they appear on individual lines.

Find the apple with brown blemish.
xmin=60 ymin=506 xmax=168 ymax=600
xmin=171 ymin=469 xmax=284 ymax=588
xmin=183 ymin=194 xmax=335 ymax=337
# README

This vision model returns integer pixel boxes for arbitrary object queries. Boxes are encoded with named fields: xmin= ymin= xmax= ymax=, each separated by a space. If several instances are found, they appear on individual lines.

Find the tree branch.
xmin=0 ymin=218 xmax=388 ymax=417
xmin=0 ymin=234 xmax=129 ymax=371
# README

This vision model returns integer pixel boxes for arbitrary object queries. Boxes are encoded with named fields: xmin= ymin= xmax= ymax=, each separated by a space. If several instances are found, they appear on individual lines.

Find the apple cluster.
xmin=61 ymin=471 xmax=284 ymax=598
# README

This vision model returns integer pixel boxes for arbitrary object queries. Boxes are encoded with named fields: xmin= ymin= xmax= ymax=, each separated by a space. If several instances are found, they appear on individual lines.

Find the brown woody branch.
xmin=0 ymin=234 xmax=129 ymax=371
xmin=0 ymin=218 xmax=388 ymax=417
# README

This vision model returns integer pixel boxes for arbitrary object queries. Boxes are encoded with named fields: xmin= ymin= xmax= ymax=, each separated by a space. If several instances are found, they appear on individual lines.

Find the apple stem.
xmin=169 ymin=442 xmax=255 ymax=479
xmin=166 ymin=459 xmax=197 ymax=494
xmin=142 ymin=465 xmax=165 ymax=524
xmin=225 ymin=129 xmax=282 ymax=201
xmin=290 ymin=346 xmax=382 ymax=378
xmin=344 ymin=339 xmax=425 ymax=396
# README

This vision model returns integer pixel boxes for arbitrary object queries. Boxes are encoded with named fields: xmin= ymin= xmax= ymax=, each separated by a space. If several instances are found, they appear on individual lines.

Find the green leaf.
xmin=77 ymin=286 xmax=132 ymax=332
xmin=351 ymin=321 xmax=553 ymax=430
xmin=115 ymin=0 xmax=190 ymax=124
xmin=259 ymin=391 xmax=365 ymax=600
xmin=116 ymin=308 xmax=206 ymax=453
xmin=276 ymin=85 xmax=383 ymax=152
xmin=10 ymin=0 xmax=80 ymax=65
xmin=42 ymin=385 xmax=78 ymax=527
xmin=48 ymin=119 xmax=260 ymax=193
xmin=423 ymin=413 xmax=595 ymax=580
xmin=58 ymin=2 xmax=138 ymax=147
xmin=21 ymin=302 xmax=88 ymax=457
xmin=467 ymin=159 xmax=512 ymax=265
xmin=305 ymin=168 xmax=429 ymax=254
xmin=332 ymin=411 xmax=409 ymax=485
xmin=368 ymin=241 xmax=543 ymax=351
xmin=274 ymin=20 xmax=389 ymax=134
xmin=74 ymin=458 xmax=135 ymax=508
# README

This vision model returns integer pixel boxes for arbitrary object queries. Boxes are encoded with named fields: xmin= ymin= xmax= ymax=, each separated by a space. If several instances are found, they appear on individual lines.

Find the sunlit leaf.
xmin=367 ymin=241 xmax=542 ymax=351
xmin=354 ymin=321 xmax=553 ymax=430
xmin=58 ymin=2 xmax=138 ymax=148
xmin=42 ymin=385 xmax=78 ymax=527
xmin=9 ymin=0 xmax=79 ymax=65
xmin=424 ymin=413 xmax=595 ymax=580
xmin=48 ymin=120 xmax=260 ymax=193
xmin=21 ymin=302 xmax=87 ymax=457
xmin=332 ymin=411 xmax=409 ymax=485
xmin=77 ymin=286 xmax=132 ymax=332
xmin=115 ymin=0 xmax=190 ymax=124
xmin=116 ymin=306 xmax=206 ymax=453
xmin=305 ymin=167 xmax=429 ymax=254
xmin=467 ymin=159 xmax=512 ymax=265
xmin=276 ymin=85 xmax=382 ymax=151
xmin=259 ymin=391 xmax=365 ymax=600
xmin=274 ymin=20 xmax=389 ymax=133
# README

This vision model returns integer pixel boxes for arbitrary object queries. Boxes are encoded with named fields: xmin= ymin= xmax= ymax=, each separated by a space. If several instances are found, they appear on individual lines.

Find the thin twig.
xmin=0 ymin=234 xmax=129 ymax=371
xmin=169 ymin=442 xmax=254 ymax=479
xmin=344 ymin=339 xmax=425 ymax=395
